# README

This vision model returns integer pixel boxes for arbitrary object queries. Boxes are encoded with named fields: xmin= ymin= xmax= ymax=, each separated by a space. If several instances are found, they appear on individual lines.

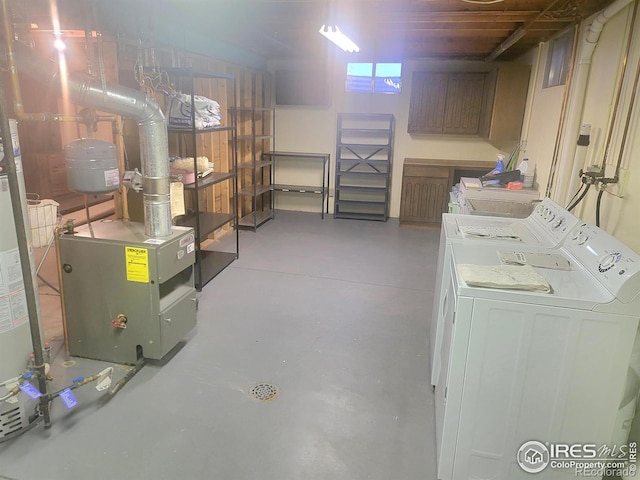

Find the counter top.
xmin=404 ymin=158 xmax=496 ymax=169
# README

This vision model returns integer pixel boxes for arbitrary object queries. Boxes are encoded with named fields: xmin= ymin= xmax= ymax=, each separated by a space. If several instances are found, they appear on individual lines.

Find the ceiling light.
xmin=53 ymin=38 xmax=66 ymax=51
xmin=319 ymin=25 xmax=360 ymax=53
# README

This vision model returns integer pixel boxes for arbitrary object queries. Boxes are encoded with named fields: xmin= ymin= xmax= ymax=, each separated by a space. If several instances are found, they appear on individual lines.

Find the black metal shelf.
xmin=272 ymin=184 xmax=326 ymax=194
xmin=336 ymin=184 xmax=388 ymax=192
xmin=265 ymin=151 xmax=330 ymax=219
xmin=332 ymin=210 xmax=389 ymax=222
xmin=183 ymin=171 xmax=236 ymax=190
xmin=164 ymin=68 xmax=239 ymax=290
xmin=338 ymin=158 xmax=390 ymax=166
xmin=238 ymin=184 xmax=271 ymax=196
xmin=340 ymin=128 xmax=394 ymax=136
xmin=238 ymin=159 xmax=273 ymax=169
xmin=335 ymin=199 xmax=387 ymax=207
xmin=168 ymin=125 xmax=235 ymax=134
xmin=234 ymin=95 xmax=276 ymax=230
xmin=265 ymin=151 xmax=329 ymax=160
xmin=197 ymin=250 xmax=237 ymax=286
xmin=231 ymin=106 xmax=274 ymax=112
xmin=336 ymin=170 xmax=389 ymax=177
xmin=237 ymin=134 xmax=273 ymax=141
xmin=335 ymin=113 xmax=395 ymax=222
xmin=238 ymin=209 xmax=274 ymax=229
xmin=338 ymin=143 xmax=392 ymax=150
xmin=176 ymin=212 xmax=236 ymax=242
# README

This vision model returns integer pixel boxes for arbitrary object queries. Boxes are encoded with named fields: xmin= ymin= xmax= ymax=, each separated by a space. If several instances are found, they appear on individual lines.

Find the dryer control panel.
xmin=528 ymin=198 xmax=581 ymax=246
xmin=564 ymin=223 xmax=640 ymax=303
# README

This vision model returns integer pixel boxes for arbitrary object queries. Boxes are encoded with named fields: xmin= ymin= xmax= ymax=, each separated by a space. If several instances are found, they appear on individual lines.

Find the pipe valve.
xmin=122 ymin=169 xmax=143 ymax=193
xmin=112 ymin=314 xmax=127 ymax=329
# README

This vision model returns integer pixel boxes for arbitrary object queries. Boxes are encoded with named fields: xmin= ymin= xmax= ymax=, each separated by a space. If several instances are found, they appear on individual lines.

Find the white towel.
xmin=458 ymin=264 xmax=551 ymax=293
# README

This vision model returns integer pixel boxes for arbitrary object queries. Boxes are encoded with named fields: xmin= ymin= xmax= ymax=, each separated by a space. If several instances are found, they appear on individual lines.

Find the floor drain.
xmin=249 ymin=383 xmax=279 ymax=401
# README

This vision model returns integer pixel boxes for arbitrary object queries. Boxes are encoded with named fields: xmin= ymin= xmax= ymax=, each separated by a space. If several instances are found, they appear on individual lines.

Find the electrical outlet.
xmin=607 ymin=168 xmax=630 ymax=198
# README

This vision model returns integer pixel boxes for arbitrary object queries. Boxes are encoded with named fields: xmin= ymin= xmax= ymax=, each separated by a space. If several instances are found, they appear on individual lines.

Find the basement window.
xmin=543 ymin=30 xmax=574 ymax=88
xmin=346 ymin=63 xmax=402 ymax=94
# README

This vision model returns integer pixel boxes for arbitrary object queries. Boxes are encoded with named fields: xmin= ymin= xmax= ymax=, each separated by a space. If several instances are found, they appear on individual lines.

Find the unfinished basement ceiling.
xmin=18 ymin=0 xmax=620 ymax=61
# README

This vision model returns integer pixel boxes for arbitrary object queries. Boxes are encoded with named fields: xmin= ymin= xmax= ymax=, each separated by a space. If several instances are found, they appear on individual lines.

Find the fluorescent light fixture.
xmin=319 ymin=25 xmax=360 ymax=53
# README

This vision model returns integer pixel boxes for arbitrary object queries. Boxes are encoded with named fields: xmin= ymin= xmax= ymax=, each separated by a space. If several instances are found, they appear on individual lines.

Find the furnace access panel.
xmin=58 ymin=220 xmax=197 ymax=364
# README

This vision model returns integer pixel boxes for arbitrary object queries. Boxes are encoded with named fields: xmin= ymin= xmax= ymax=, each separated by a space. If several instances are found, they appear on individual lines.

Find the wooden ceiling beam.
xmin=258 ymin=10 xmax=578 ymax=25
xmin=381 ymin=21 xmax=572 ymax=32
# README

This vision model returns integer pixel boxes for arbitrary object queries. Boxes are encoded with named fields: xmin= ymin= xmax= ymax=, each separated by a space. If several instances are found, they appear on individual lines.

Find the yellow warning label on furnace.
xmin=125 ymin=246 xmax=149 ymax=283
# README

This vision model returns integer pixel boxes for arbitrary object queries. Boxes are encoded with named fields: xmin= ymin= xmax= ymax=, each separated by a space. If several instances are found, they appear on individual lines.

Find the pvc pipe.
xmin=556 ymin=0 xmax=633 ymax=205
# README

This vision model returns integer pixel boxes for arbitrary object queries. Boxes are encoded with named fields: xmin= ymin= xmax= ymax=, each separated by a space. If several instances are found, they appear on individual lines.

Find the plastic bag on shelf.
xmin=168 ymin=93 xmax=222 ymax=130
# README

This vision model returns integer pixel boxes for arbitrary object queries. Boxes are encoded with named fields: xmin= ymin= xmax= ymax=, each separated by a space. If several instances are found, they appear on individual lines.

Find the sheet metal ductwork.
xmin=2 ymin=41 xmax=172 ymax=238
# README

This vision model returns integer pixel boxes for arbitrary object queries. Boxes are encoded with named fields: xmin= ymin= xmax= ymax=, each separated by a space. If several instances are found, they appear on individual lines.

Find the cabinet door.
xmin=409 ymin=72 xmax=486 ymax=135
xmin=479 ymin=64 xmax=531 ymax=148
xmin=399 ymin=165 xmax=450 ymax=225
xmin=443 ymin=73 xmax=486 ymax=135
xmin=408 ymin=72 xmax=448 ymax=133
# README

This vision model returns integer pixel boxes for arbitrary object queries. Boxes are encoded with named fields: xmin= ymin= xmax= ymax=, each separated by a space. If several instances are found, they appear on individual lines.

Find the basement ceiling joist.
xmin=11 ymin=0 xmax=622 ymax=62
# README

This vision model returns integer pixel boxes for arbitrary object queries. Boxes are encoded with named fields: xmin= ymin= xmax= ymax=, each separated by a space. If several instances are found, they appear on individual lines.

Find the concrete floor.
xmin=0 ymin=210 xmax=440 ymax=480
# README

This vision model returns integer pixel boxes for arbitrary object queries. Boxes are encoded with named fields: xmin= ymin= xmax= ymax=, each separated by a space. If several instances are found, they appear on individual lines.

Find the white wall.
xmin=516 ymin=43 xmax=564 ymax=198
xmin=523 ymin=3 xmax=640 ymax=252
xmin=271 ymin=4 xmax=640 ymax=253
xmin=270 ymin=57 xmax=501 ymax=216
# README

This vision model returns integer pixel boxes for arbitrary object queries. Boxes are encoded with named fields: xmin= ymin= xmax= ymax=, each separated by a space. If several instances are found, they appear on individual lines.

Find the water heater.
xmin=0 ymin=119 xmax=40 ymax=441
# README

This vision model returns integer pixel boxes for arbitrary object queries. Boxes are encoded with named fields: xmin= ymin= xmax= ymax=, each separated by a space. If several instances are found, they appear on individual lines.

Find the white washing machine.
xmin=435 ymin=223 xmax=640 ymax=480
xmin=430 ymin=198 xmax=581 ymax=386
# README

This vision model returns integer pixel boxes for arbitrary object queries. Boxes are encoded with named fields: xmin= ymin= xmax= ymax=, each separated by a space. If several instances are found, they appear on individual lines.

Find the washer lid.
xmin=450 ymin=243 xmax=614 ymax=310
xmin=443 ymin=213 xmax=544 ymax=246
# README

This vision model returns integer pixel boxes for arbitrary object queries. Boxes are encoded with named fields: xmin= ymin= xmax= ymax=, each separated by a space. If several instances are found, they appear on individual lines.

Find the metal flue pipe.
xmin=2 ymin=40 xmax=172 ymax=238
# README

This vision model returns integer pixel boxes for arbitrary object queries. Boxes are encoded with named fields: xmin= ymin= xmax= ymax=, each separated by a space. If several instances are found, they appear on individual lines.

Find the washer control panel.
xmin=565 ymin=223 xmax=640 ymax=301
xmin=529 ymin=198 xmax=581 ymax=245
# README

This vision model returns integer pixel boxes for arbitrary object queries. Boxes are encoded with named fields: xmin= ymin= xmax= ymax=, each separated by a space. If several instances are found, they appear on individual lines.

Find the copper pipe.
xmin=612 ymin=0 xmax=640 ymax=179
xmin=599 ymin=0 xmax=640 ymax=171
xmin=113 ymin=116 xmax=130 ymax=221
xmin=545 ymin=25 xmax=580 ymax=198
xmin=1 ymin=0 xmax=81 ymax=122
